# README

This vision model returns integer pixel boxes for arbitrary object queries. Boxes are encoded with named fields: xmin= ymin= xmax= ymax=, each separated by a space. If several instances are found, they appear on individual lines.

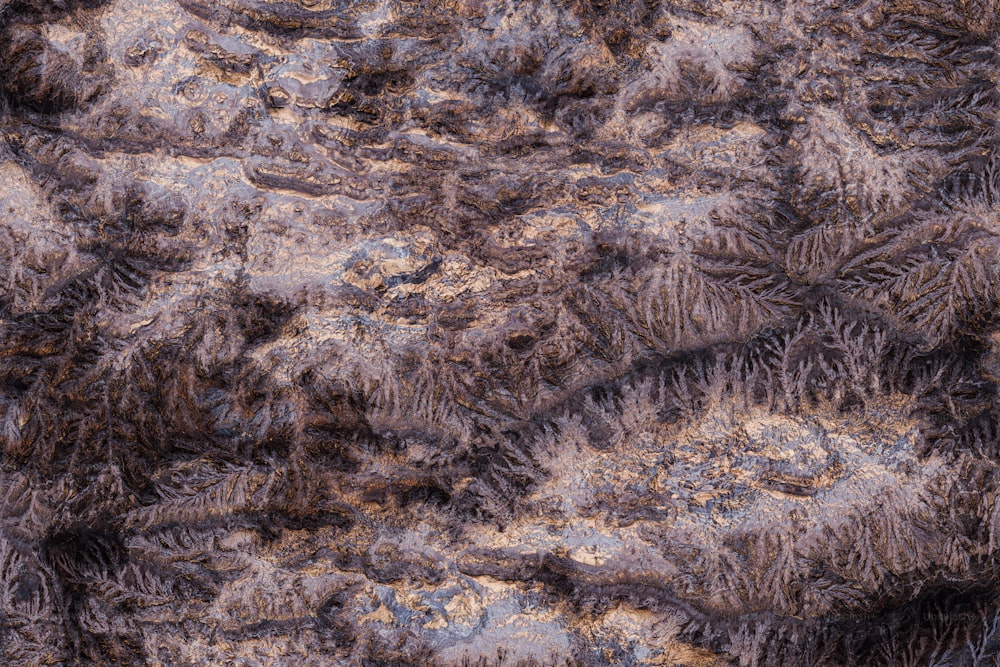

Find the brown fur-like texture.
xmin=2 ymin=0 xmax=1000 ymax=664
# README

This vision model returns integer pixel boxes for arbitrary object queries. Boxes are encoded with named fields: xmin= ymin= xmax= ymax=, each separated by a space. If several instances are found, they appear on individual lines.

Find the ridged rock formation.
xmin=2 ymin=0 xmax=1000 ymax=664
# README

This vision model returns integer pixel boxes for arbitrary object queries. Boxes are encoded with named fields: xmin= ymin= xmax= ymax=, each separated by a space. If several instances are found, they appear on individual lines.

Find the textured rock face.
xmin=2 ymin=0 xmax=1000 ymax=664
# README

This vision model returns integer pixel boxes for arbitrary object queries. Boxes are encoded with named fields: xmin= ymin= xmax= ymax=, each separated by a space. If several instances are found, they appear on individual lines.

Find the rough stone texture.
xmin=2 ymin=0 xmax=1000 ymax=665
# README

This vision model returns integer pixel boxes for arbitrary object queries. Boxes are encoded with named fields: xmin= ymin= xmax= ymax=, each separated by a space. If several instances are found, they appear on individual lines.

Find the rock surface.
xmin=2 ymin=0 xmax=1000 ymax=665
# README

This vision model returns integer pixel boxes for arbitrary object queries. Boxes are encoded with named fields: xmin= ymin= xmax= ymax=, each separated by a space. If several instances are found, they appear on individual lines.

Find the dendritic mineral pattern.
xmin=2 ymin=0 xmax=1000 ymax=665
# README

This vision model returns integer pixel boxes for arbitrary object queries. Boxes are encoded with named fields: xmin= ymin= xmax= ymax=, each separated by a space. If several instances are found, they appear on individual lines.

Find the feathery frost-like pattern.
xmin=2 ymin=0 xmax=1000 ymax=664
